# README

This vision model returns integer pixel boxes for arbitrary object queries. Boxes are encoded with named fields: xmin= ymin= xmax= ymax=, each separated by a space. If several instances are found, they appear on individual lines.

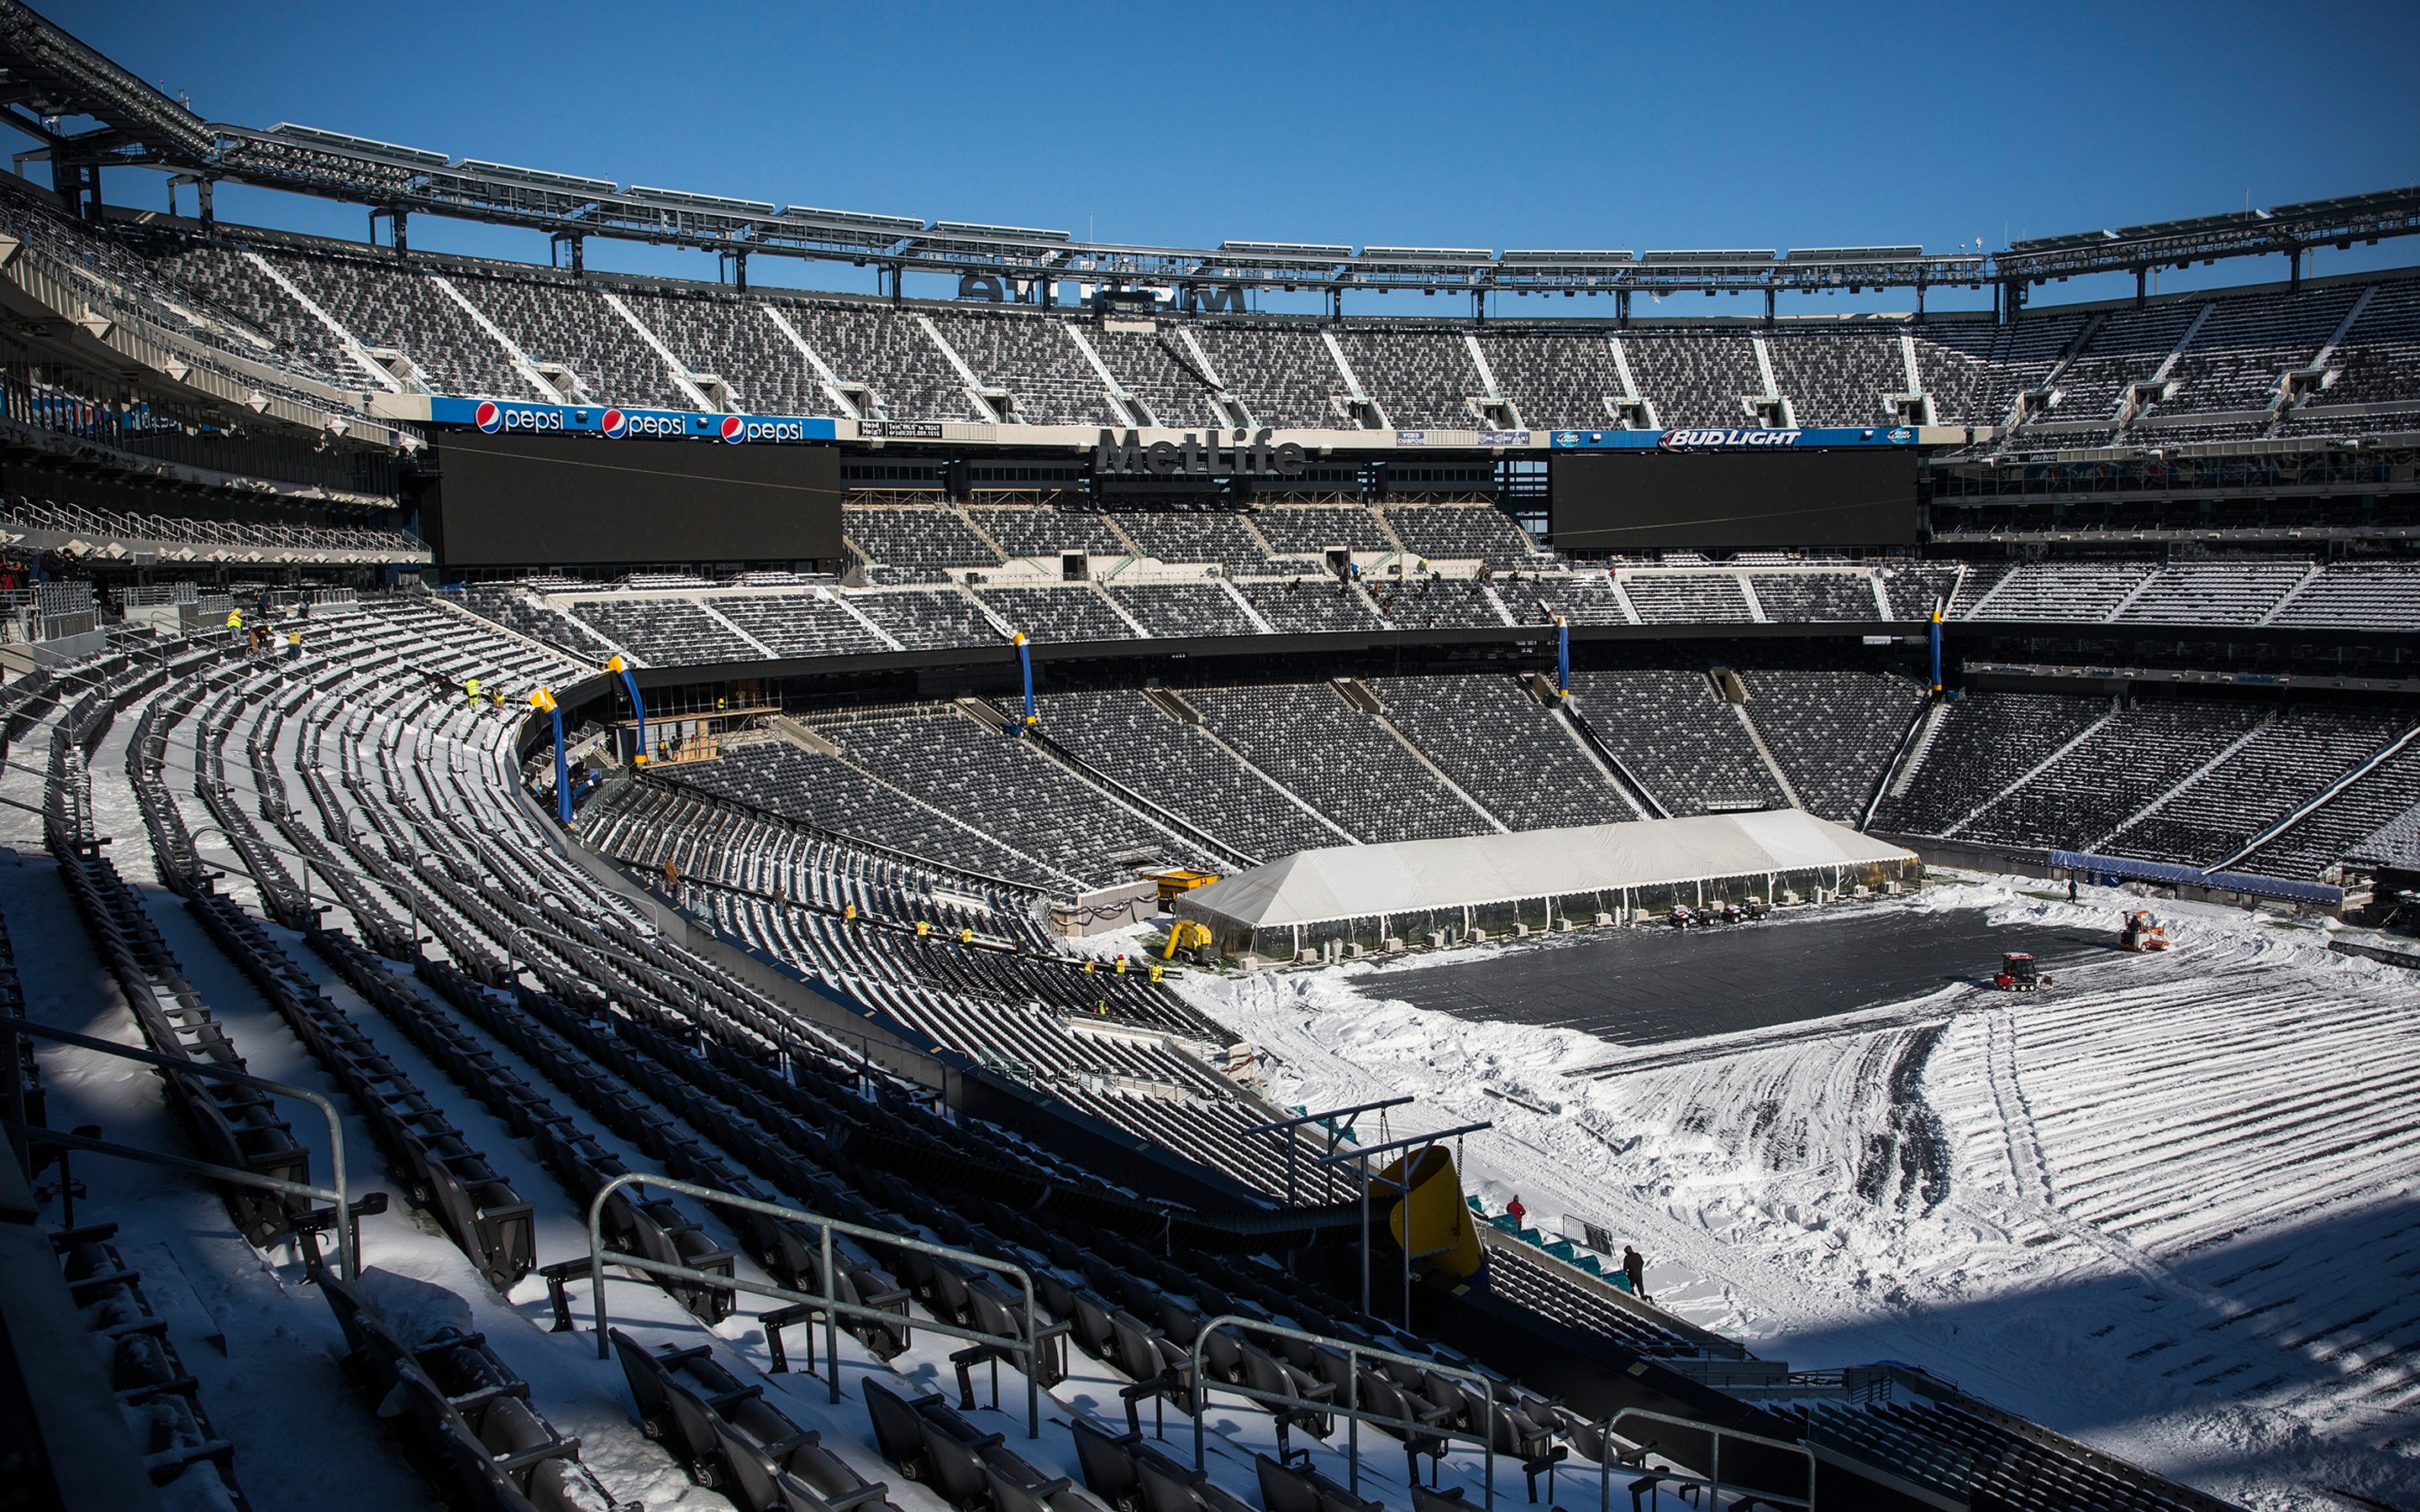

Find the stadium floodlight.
xmin=456 ymin=160 xmax=617 ymax=197
xmin=626 ymin=186 xmax=776 ymax=216
xmin=2006 ymin=228 xmax=2120 ymax=254
xmin=1218 ymin=241 xmax=1354 ymax=260
xmin=777 ymin=205 xmax=926 ymax=235
xmin=1784 ymin=246 xmax=1924 ymax=262
xmin=265 ymin=122 xmax=449 ymax=167
xmin=1498 ymin=249 xmax=1637 ymax=264
xmin=929 ymin=221 xmax=1072 ymax=242
xmin=1640 ymin=249 xmax=1776 ymax=264
xmin=2114 ymin=209 xmax=2272 ymax=240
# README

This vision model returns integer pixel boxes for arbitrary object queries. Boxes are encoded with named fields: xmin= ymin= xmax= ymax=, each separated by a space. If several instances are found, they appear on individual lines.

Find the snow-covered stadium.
xmin=0 ymin=5 xmax=2414 ymax=1512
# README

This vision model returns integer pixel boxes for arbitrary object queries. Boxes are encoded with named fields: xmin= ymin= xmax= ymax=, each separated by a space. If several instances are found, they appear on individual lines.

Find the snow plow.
xmin=1993 ymin=952 xmax=2052 ymax=991
xmin=2120 ymin=911 xmax=2170 ymax=952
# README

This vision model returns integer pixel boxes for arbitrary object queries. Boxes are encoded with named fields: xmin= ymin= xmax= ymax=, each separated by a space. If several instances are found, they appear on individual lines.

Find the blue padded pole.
xmin=1555 ymin=617 xmax=1570 ymax=698
xmin=552 ymin=706 xmax=571 ymax=822
xmin=619 ymin=669 xmax=648 ymax=758
xmin=1016 ymin=633 xmax=1037 ymax=727
xmin=1929 ymin=608 xmax=1944 ymax=692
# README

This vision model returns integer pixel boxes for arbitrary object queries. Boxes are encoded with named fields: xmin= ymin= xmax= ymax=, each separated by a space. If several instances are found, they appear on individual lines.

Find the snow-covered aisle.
xmin=1177 ymin=885 xmax=2420 ymax=1512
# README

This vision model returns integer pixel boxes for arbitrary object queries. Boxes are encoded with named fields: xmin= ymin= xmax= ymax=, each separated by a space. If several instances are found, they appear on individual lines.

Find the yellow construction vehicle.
xmin=1162 ymin=920 xmax=1214 ymax=959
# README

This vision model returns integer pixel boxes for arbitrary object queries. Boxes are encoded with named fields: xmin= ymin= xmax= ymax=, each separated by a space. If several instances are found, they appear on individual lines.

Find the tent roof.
xmin=1176 ymin=811 xmax=1915 ymax=931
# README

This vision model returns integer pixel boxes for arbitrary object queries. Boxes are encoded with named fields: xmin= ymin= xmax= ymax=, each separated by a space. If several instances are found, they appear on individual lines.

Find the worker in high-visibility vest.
xmin=284 ymin=627 xmax=302 ymax=662
xmin=225 ymin=607 xmax=243 ymax=632
xmin=843 ymin=902 xmax=857 ymax=922
xmin=915 ymin=920 xmax=930 ymax=938
xmin=465 ymin=677 xmax=483 ymax=706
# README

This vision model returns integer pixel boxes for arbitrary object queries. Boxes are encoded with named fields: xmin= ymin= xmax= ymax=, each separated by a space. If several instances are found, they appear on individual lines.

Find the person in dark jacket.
xmin=1623 ymin=1245 xmax=1649 ymax=1299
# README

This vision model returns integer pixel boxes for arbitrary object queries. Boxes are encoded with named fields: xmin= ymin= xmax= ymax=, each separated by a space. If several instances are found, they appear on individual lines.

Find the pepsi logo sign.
xmin=733 ymin=418 xmax=804 ymax=443
xmin=474 ymin=402 xmax=566 ymax=433
xmin=600 ymin=408 xmax=628 ymax=438
xmin=609 ymin=411 xmax=690 ymax=438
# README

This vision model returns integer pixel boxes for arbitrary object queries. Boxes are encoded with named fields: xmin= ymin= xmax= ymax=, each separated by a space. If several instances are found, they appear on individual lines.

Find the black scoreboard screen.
xmin=428 ymin=433 xmax=843 ymax=565
xmin=1549 ymin=450 xmax=1918 ymax=549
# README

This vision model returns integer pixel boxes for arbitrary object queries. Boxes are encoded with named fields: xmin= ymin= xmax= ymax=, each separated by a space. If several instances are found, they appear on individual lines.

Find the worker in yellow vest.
xmin=465 ymin=677 xmax=483 ymax=707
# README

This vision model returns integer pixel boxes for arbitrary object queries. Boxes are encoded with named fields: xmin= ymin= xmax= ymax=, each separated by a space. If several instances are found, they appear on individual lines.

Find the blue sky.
xmin=40 ymin=0 xmax=2420 ymax=313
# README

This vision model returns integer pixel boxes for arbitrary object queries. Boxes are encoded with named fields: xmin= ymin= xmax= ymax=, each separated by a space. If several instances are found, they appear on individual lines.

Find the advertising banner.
xmin=1549 ymin=426 xmax=1919 ymax=450
xmin=428 ymin=396 xmax=838 ymax=444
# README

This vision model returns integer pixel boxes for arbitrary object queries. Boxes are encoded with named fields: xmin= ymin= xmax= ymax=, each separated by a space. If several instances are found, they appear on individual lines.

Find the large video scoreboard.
xmin=424 ymin=433 xmax=844 ymax=566
xmin=1549 ymin=450 xmax=1918 ymax=549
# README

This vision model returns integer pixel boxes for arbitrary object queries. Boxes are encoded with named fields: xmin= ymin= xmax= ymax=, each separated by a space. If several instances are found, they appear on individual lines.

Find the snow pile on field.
xmin=1177 ymin=882 xmax=2420 ymax=1512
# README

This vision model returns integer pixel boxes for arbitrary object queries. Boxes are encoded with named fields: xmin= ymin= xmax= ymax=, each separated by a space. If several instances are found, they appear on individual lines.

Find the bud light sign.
xmin=432 ymin=396 xmax=836 ymax=444
xmin=1550 ymin=426 xmax=1920 ymax=450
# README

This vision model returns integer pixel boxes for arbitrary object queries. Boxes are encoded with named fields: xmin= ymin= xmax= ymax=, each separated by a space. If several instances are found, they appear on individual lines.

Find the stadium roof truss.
xmin=0 ymin=1 xmax=2412 ymax=306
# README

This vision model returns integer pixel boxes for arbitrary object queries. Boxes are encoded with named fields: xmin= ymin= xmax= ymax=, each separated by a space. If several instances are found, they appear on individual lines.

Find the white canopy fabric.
xmin=1176 ymin=811 xmax=1915 ymax=931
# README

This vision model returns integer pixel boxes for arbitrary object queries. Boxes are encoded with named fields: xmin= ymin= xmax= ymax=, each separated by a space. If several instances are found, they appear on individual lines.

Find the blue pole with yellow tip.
xmin=1555 ymin=616 xmax=1570 ymax=698
xmin=532 ymin=686 xmax=570 ymax=822
xmin=605 ymin=654 xmax=648 ymax=763
xmin=1014 ymin=633 xmax=1037 ymax=729
xmin=1929 ymin=606 xmax=1944 ymax=692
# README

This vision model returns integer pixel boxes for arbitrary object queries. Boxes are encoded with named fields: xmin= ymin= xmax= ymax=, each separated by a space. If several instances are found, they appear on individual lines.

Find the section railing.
xmin=581 ymin=1170 xmax=1052 ymax=1436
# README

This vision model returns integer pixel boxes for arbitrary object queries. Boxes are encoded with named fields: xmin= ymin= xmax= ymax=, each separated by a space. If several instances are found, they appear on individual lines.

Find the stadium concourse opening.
xmin=1175 ymin=810 xmax=1918 ymax=959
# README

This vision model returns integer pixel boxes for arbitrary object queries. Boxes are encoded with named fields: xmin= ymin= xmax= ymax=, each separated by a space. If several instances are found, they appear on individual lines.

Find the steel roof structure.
xmin=0 ymin=0 xmax=2413 ymax=312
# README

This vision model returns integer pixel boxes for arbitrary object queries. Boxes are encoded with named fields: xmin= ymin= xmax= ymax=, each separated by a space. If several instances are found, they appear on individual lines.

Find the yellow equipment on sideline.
xmin=1162 ymin=920 xmax=1213 ymax=958
xmin=1380 ymin=1145 xmax=1483 ymax=1278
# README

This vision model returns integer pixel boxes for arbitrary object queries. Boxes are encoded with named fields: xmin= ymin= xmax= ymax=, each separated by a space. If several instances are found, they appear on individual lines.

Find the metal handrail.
xmin=1606 ymin=1407 xmax=1815 ymax=1511
xmin=1188 ymin=1313 xmax=1502 ymax=1506
xmin=1239 ymin=1096 xmax=1411 ymax=1207
xmin=2 ymin=1016 xmax=357 ymax=1278
xmin=581 ymin=1171 xmax=1050 ymax=1436
xmin=1313 ymin=1121 xmax=1492 ymax=1324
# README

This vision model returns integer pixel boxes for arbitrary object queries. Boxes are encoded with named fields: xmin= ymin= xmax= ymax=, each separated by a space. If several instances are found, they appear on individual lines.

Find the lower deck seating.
xmin=666 ymin=741 xmax=1071 ymax=888
xmin=1954 ymin=700 xmax=2271 ymax=850
xmin=1188 ymin=683 xmax=1496 ymax=845
xmin=2238 ymin=737 xmax=2420 ymax=880
xmin=1876 ymin=692 xmax=2110 ymax=836
xmin=1566 ymin=670 xmax=1786 ymax=816
xmin=1741 ymin=669 xmax=1928 ymax=822
xmin=1032 ymin=690 xmax=1340 ymax=861
xmin=2104 ymin=707 xmax=2410 ymax=868
xmin=1367 ymin=675 xmax=1634 ymax=830
xmin=823 ymin=710 xmax=1214 ymax=887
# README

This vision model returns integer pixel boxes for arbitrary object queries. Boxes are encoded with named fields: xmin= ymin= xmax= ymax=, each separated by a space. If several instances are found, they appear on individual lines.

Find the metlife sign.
xmin=429 ymin=396 xmax=838 ymax=444
xmin=1549 ymin=427 xmax=1919 ymax=450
